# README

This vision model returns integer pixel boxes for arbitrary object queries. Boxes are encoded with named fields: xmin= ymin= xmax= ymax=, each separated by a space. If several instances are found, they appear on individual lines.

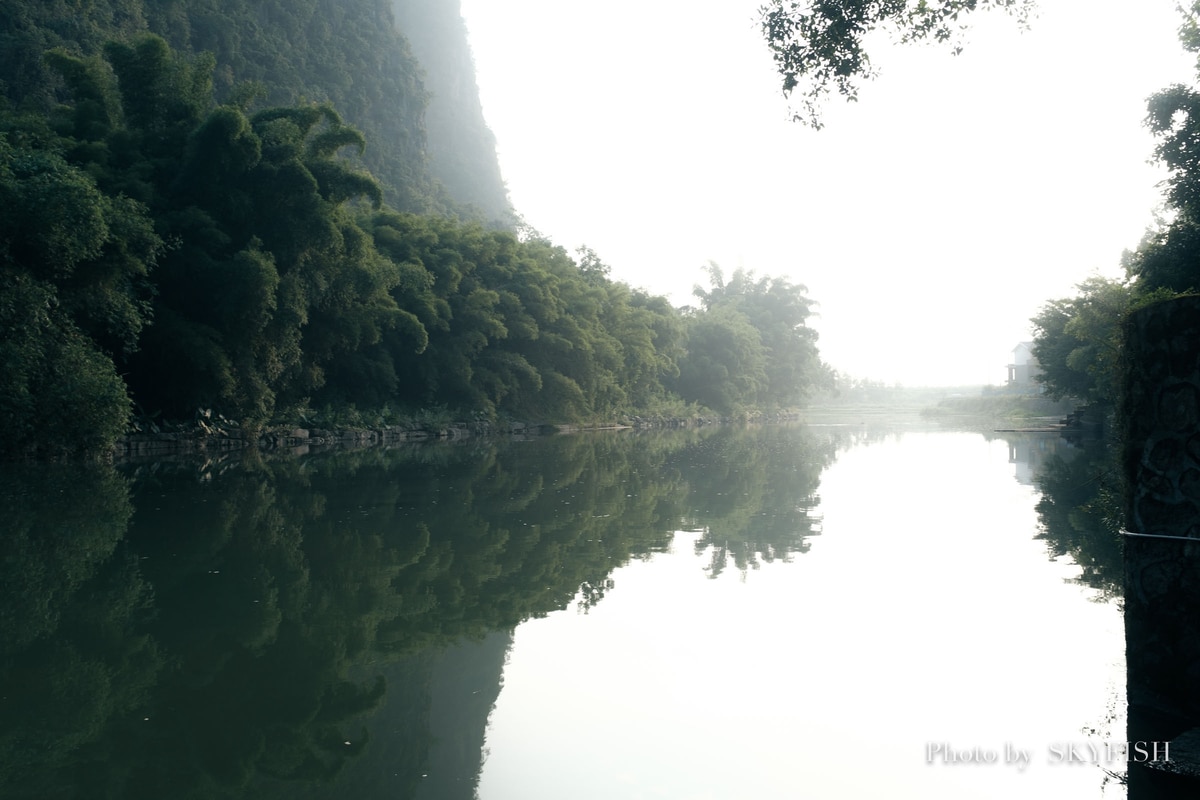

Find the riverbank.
xmin=114 ymin=419 xmax=589 ymax=460
xmin=111 ymin=410 xmax=807 ymax=461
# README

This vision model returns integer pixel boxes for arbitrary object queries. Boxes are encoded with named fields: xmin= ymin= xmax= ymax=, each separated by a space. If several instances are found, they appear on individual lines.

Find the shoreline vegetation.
xmin=3 ymin=4 xmax=1126 ymax=464
xmin=2 ymin=20 xmax=830 ymax=463
xmin=918 ymin=394 xmax=1078 ymax=425
xmin=110 ymin=390 xmax=1078 ymax=461
xmin=112 ymin=408 xmax=809 ymax=460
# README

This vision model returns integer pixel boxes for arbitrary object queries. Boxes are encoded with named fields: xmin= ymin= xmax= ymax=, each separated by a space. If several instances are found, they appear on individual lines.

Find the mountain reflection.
xmin=0 ymin=425 xmax=848 ymax=798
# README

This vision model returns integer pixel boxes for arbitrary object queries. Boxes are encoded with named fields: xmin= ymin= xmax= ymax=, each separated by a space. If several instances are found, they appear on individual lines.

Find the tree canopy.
xmin=0 ymin=10 xmax=834 ymax=458
xmin=0 ymin=0 xmax=509 ymax=218
xmin=1029 ymin=276 xmax=1132 ymax=409
xmin=675 ymin=264 xmax=829 ymax=414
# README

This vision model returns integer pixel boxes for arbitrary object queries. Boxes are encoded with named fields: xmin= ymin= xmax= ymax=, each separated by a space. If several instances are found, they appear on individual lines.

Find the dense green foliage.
xmin=1029 ymin=272 xmax=1186 ymax=417
xmin=0 ymin=0 xmax=497 ymax=215
xmin=0 ymin=17 xmax=828 ymax=457
xmin=1030 ymin=276 xmax=1131 ymax=409
xmin=0 ymin=126 xmax=161 ymax=457
xmin=674 ymin=264 xmax=830 ymax=415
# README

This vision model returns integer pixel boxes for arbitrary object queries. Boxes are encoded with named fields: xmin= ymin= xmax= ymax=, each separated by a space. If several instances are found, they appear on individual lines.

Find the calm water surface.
xmin=0 ymin=423 xmax=1126 ymax=799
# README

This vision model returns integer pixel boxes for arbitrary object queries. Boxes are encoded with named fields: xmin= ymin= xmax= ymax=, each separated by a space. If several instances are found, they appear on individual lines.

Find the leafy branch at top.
xmin=759 ymin=0 xmax=1034 ymax=127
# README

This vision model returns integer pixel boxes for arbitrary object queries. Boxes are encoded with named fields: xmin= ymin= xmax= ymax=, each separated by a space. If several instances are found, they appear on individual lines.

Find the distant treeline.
xmin=0 ymin=6 xmax=829 ymax=458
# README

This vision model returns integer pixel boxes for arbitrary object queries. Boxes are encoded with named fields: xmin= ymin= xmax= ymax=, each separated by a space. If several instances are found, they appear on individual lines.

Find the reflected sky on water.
xmin=478 ymin=431 xmax=1125 ymax=800
xmin=0 ymin=424 xmax=1127 ymax=799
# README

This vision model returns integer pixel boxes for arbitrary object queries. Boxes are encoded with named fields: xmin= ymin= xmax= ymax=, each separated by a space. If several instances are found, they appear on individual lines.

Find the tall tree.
xmin=1135 ymin=66 xmax=1200 ymax=293
xmin=673 ymin=308 xmax=769 ymax=415
xmin=684 ymin=263 xmax=826 ymax=410
xmin=1029 ymin=276 xmax=1131 ymax=409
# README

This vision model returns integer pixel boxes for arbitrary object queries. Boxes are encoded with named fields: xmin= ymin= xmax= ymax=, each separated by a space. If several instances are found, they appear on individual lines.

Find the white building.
xmin=1006 ymin=342 xmax=1042 ymax=388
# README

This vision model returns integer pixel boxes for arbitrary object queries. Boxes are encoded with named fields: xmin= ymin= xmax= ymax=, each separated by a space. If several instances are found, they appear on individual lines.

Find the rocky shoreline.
xmin=110 ymin=413 xmax=757 ymax=461
xmin=113 ymin=421 xmax=540 ymax=460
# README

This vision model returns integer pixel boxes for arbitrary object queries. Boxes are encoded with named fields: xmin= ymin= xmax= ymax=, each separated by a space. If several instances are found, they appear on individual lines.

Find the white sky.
xmin=457 ymin=0 xmax=1196 ymax=387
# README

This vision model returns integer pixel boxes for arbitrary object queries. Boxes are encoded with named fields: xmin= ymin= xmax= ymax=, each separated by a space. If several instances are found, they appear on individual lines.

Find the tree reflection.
xmin=0 ymin=425 xmax=845 ymax=797
xmin=0 ymin=464 xmax=162 ymax=798
xmin=1014 ymin=433 xmax=1125 ymax=599
xmin=673 ymin=426 xmax=840 ymax=578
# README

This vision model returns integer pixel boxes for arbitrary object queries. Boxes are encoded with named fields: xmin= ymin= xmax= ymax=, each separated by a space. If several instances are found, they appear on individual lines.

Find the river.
xmin=0 ymin=421 xmax=1134 ymax=798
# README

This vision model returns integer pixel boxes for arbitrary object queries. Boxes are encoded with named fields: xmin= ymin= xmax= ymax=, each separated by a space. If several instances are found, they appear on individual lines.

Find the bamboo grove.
xmin=1 ymin=21 xmax=829 ymax=457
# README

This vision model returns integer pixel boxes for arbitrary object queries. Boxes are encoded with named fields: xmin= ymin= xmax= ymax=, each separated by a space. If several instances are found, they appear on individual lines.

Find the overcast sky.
xmin=457 ymin=0 xmax=1195 ymax=387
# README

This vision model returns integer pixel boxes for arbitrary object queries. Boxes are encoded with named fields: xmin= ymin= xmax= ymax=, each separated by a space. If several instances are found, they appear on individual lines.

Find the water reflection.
xmin=664 ymin=426 xmax=837 ymax=577
xmin=995 ymin=431 xmax=1124 ymax=599
xmin=0 ymin=425 xmax=846 ymax=798
xmin=0 ymin=464 xmax=159 ymax=798
xmin=479 ymin=428 xmax=1126 ymax=799
xmin=1 ymin=423 xmax=1149 ymax=797
xmin=998 ymin=429 xmax=1200 ymax=796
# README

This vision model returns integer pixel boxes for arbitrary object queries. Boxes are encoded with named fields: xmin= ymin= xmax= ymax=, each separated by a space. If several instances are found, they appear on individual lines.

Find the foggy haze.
xmin=459 ymin=0 xmax=1193 ymax=386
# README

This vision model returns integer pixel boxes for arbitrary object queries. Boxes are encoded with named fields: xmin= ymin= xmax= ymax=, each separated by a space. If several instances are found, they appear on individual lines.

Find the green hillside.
xmin=0 ymin=0 xmax=509 ymax=215
xmin=0 ymin=1 xmax=830 ymax=459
